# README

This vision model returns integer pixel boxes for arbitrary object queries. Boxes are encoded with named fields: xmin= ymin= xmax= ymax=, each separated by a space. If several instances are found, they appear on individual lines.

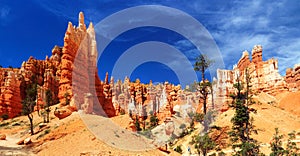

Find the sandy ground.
xmin=0 ymin=108 xmax=171 ymax=156
xmin=215 ymin=100 xmax=300 ymax=154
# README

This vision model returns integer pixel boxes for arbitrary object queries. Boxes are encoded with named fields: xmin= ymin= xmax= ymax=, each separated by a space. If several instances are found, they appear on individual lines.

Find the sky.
xmin=0 ymin=0 xmax=299 ymax=86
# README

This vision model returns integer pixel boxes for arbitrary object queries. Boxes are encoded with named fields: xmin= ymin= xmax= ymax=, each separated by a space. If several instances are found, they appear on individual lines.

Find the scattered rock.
xmin=80 ymin=151 xmax=91 ymax=156
xmin=24 ymin=138 xmax=32 ymax=145
xmin=39 ymin=123 xmax=47 ymax=128
xmin=54 ymin=107 xmax=72 ymax=119
xmin=0 ymin=134 xmax=6 ymax=140
xmin=17 ymin=139 xmax=24 ymax=145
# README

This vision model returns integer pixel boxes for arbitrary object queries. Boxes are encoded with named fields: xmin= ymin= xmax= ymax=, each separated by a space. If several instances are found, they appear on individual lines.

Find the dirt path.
xmin=0 ymin=135 xmax=34 ymax=156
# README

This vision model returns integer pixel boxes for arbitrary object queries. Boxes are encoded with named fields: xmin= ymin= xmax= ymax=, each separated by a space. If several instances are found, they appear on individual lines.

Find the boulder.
xmin=0 ymin=134 xmax=6 ymax=140
xmin=16 ymin=139 xmax=24 ymax=145
xmin=54 ymin=107 xmax=72 ymax=119
xmin=24 ymin=137 xmax=32 ymax=145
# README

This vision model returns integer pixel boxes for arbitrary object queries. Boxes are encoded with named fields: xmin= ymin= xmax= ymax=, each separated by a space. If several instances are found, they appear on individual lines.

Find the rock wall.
xmin=0 ymin=70 xmax=22 ymax=118
xmin=214 ymin=45 xmax=292 ymax=109
xmin=285 ymin=64 xmax=300 ymax=91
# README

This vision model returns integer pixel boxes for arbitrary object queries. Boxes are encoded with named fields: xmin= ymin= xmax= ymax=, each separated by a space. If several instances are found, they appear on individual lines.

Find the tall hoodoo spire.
xmin=78 ymin=12 xmax=86 ymax=30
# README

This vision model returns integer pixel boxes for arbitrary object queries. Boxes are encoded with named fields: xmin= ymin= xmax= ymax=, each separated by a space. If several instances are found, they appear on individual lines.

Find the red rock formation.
xmin=0 ymin=12 xmax=116 ymax=119
xmin=284 ymin=64 xmax=300 ymax=91
xmin=237 ymin=51 xmax=251 ymax=72
xmin=251 ymin=45 xmax=263 ymax=65
xmin=214 ymin=45 xmax=290 ymax=111
xmin=0 ymin=70 xmax=22 ymax=118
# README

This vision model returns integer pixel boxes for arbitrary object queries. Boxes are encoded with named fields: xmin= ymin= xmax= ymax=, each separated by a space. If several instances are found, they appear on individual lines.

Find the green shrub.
xmin=174 ymin=145 xmax=183 ymax=154
xmin=1 ymin=114 xmax=9 ymax=120
xmin=179 ymin=124 xmax=186 ymax=129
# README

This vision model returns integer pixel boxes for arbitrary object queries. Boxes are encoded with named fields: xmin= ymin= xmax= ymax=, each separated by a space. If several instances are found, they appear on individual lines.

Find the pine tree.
xmin=228 ymin=69 xmax=260 ymax=155
xmin=190 ymin=133 xmax=216 ymax=156
xmin=286 ymin=131 xmax=300 ymax=155
xmin=194 ymin=54 xmax=212 ymax=115
xmin=270 ymin=128 xmax=285 ymax=156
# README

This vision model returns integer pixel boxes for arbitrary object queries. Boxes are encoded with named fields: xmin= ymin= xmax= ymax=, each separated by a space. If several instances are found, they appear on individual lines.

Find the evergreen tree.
xmin=286 ymin=131 xmax=300 ymax=155
xmin=270 ymin=128 xmax=285 ymax=156
xmin=194 ymin=54 xmax=212 ymax=115
xmin=228 ymin=69 xmax=260 ymax=155
xmin=190 ymin=132 xmax=216 ymax=156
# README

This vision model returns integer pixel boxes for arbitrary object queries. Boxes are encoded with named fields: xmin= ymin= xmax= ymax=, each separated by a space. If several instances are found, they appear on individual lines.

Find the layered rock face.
xmin=214 ymin=45 xmax=291 ymax=109
xmin=0 ymin=12 xmax=115 ymax=119
xmin=285 ymin=64 xmax=300 ymax=91
xmin=0 ymin=69 xmax=22 ymax=118
xmin=0 ymin=54 xmax=61 ymax=118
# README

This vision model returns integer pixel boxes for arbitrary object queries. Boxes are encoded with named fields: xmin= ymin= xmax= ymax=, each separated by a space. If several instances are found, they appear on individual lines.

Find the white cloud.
xmin=0 ymin=6 xmax=10 ymax=23
xmin=0 ymin=7 xmax=10 ymax=19
xmin=201 ymin=0 xmax=300 ymax=76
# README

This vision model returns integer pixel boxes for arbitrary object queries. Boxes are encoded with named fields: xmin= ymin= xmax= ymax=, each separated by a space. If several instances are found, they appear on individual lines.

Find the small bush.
xmin=210 ymin=125 xmax=221 ymax=130
xmin=120 ymin=109 xmax=125 ymax=115
xmin=138 ymin=130 xmax=152 ymax=139
xmin=12 ymin=122 xmax=21 ymax=126
xmin=218 ymin=151 xmax=226 ymax=156
xmin=1 ymin=114 xmax=9 ymax=120
xmin=179 ymin=124 xmax=186 ymax=129
xmin=174 ymin=145 xmax=183 ymax=154
xmin=0 ymin=122 xmax=9 ymax=127
xmin=37 ymin=129 xmax=51 ymax=140
xmin=44 ymin=129 xmax=51 ymax=134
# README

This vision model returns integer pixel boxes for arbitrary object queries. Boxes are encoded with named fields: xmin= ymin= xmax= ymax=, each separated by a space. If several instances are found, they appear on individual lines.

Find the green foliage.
xmin=269 ymin=129 xmax=300 ymax=155
xmin=194 ymin=113 xmax=205 ymax=122
xmin=1 ymin=113 xmax=9 ymax=120
xmin=120 ymin=109 xmax=125 ymax=115
xmin=231 ymin=141 xmax=260 ymax=156
xmin=193 ymin=54 xmax=212 ymax=79
xmin=179 ymin=123 xmax=186 ymax=129
xmin=229 ymin=69 xmax=261 ymax=155
xmin=286 ymin=131 xmax=300 ymax=155
xmin=190 ymin=133 xmax=216 ymax=156
xmin=64 ymin=92 xmax=70 ymax=105
xmin=135 ymin=120 xmax=142 ymax=131
xmin=0 ymin=122 xmax=9 ymax=127
xmin=193 ymin=54 xmax=213 ymax=115
xmin=174 ymin=145 xmax=183 ymax=154
xmin=270 ymin=128 xmax=285 ymax=156
xmin=37 ymin=129 xmax=51 ymax=140
xmin=138 ymin=129 xmax=152 ymax=139
xmin=44 ymin=129 xmax=51 ymax=134
xmin=149 ymin=114 xmax=158 ymax=128
xmin=22 ymin=81 xmax=37 ymax=135
xmin=218 ymin=151 xmax=226 ymax=156
xmin=22 ymin=83 xmax=37 ymax=116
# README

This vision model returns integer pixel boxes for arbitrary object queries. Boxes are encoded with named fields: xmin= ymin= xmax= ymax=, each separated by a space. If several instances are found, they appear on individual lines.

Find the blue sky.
xmin=0 ymin=0 xmax=299 ymax=86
